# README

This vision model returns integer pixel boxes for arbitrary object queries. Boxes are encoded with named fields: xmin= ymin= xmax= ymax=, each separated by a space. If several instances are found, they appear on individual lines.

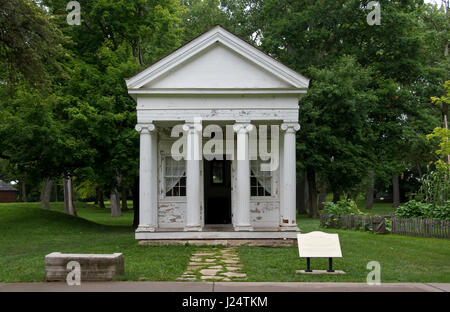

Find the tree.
xmin=429 ymin=81 xmax=450 ymax=168
xmin=420 ymin=80 xmax=450 ymax=207
xmin=238 ymin=0 xmax=445 ymax=214
xmin=0 ymin=0 xmax=96 ymax=213
xmin=298 ymin=56 xmax=377 ymax=217
xmin=0 ymin=0 xmax=65 ymax=84
xmin=181 ymin=0 xmax=229 ymax=41
xmin=42 ymin=0 xmax=184 ymax=218
xmin=0 ymin=77 xmax=95 ymax=213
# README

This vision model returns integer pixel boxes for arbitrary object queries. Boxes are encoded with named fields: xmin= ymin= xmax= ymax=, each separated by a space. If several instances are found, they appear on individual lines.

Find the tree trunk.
xmin=40 ymin=178 xmax=53 ymax=209
xmin=392 ymin=175 xmax=400 ymax=209
xmin=366 ymin=170 xmax=375 ymax=210
xmin=63 ymin=176 xmax=77 ymax=216
xmin=438 ymin=6 xmax=449 ymax=162
xmin=94 ymin=187 xmax=99 ymax=205
xmin=132 ymin=176 xmax=139 ymax=228
xmin=110 ymin=188 xmax=121 ymax=217
xmin=307 ymin=169 xmax=318 ymax=218
xmin=304 ymin=171 xmax=309 ymax=213
xmin=96 ymin=187 xmax=105 ymax=209
xmin=318 ymin=179 xmax=327 ymax=210
xmin=332 ymin=191 xmax=340 ymax=203
xmin=296 ymin=170 xmax=308 ymax=215
xmin=121 ymin=186 xmax=128 ymax=211
xmin=416 ymin=163 xmax=423 ymax=180
xmin=20 ymin=180 xmax=27 ymax=202
xmin=295 ymin=179 xmax=303 ymax=214
xmin=53 ymin=183 xmax=58 ymax=202
xmin=444 ymin=113 xmax=450 ymax=165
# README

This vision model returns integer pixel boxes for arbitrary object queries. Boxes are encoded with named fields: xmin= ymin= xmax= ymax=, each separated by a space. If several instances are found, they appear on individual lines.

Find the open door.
xmin=203 ymin=157 xmax=232 ymax=224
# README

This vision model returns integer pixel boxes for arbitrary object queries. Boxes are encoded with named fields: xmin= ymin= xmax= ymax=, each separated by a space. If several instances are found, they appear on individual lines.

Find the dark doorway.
xmin=204 ymin=157 xmax=232 ymax=224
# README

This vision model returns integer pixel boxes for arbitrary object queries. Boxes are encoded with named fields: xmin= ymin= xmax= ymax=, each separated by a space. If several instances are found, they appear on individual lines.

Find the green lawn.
xmin=0 ymin=202 xmax=192 ymax=282
xmin=0 ymin=201 xmax=449 ymax=283
xmin=241 ymin=216 xmax=450 ymax=282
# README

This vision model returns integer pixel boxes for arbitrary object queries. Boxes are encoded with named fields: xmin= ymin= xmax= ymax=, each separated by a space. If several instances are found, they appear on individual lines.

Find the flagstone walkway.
xmin=177 ymin=247 xmax=247 ymax=281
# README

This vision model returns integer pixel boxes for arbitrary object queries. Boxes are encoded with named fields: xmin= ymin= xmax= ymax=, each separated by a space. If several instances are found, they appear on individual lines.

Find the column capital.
xmin=135 ymin=123 xmax=156 ymax=133
xmin=182 ymin=123 xmax=202 ymax=133
xmin=281 ymin=122 xmax=300 ymax=133
xmin=233 ymin=123 xmax=254 ymax=134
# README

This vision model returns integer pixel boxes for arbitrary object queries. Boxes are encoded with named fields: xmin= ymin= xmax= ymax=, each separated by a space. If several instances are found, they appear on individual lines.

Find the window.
xmin=250 ymin=159 xmax=272 ymax=197
xmin=164 ymin=156 xmax=186 ymax=196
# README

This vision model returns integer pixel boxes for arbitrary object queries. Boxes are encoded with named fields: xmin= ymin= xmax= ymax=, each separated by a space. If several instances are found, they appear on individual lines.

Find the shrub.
xmin=384 ymin=218 xmax=392 ymax=233
xmin=424 ymin=201 xmax=450 ymax=221
xmin=395 ymin=200 xmax=450 ymax=221
xmin=419 ymin=169 xmax=450 ymax=207
xmin=395 ymin=200 xmax=430 ymax=219
xmin=322 ymin=199 xmax=360 ymax=218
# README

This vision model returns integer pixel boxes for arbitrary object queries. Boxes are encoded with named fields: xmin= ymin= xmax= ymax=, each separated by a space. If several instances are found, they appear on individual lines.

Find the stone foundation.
xmin=138 ymin=239 xmax=296 ymax=247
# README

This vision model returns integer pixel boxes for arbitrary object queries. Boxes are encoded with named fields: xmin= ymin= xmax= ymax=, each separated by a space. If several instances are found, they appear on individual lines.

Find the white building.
xmin=126 ymin=26 xmax=309 ymax=245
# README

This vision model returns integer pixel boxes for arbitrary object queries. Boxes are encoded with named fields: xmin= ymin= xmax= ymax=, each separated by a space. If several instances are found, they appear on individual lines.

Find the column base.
xmin=234 ymin=225 xmax=254 ymax=231
xmin=136 ymin=225 xmax=157 ymax=232
xmin=184 ymin=225 xmax=203 ymax=232
xmin=280 ymin=224 xmax=300 ymax=232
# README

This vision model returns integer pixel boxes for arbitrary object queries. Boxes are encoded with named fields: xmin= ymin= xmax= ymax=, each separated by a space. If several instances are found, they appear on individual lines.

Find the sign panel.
xmin=297 ymin=231 xmax=342 ymax=258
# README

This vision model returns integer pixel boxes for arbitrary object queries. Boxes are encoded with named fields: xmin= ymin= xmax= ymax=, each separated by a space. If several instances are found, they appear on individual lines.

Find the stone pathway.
xmin=177 ymin=247 xmax=247 ymax=281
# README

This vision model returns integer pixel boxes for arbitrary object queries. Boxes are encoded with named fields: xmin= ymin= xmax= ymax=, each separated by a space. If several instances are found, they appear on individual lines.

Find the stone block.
xmin=45 ymin=252 xmax=124 ymax=282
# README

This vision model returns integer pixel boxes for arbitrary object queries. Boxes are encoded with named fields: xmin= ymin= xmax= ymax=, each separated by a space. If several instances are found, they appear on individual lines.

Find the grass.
xmin=0 ymin=202 xmax=193 ymax=282
xmin=357 ymin=200 xmax=395 ymax=215
xmin=0 ymin=200 xmax=449 ymax=283
xmin=240 ymin=216 xmax=450 ymax=283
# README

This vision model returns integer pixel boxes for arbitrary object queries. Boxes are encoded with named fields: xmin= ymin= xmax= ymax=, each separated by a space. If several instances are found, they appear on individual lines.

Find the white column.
xmin=233 ymin=122 xmax=254 ymax=231
xmin=280 ymin=122 xmax=300 ymax=231
xmin=279 ymin=131 xmax=284 ymax=225
xmin=135 ymin=123 xmax=158 ymax=232
xmin=183 ymin=122 xmax=202 ymax=231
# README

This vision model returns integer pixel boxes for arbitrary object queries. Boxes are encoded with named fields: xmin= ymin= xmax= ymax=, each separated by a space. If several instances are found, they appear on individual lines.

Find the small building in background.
xmin=0 ymin=180 xmax=17 ymax=203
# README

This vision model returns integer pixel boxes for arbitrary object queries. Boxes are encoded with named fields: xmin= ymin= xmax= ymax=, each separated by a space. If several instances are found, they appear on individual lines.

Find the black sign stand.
xmin=305 ymin=258 xmax=312 ymax=272
xmin=327 ymin=257 xmax=335 ymax=272
xmin=304 ymin=257 xmax=335 ymax=272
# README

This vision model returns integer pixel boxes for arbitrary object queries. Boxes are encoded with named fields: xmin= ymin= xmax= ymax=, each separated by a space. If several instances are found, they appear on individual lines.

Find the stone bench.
xmin=45 ymin=252 xmax=124 ymax=282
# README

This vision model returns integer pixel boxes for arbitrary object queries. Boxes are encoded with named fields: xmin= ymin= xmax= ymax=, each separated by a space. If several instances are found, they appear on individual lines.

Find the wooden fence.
xmin=320 ymin=214 xmax=388 ymax=233
xmin=320 ymin=214 xmax=450 ymax=239
xmin=391 ymin=217 xmax=450 ymax=239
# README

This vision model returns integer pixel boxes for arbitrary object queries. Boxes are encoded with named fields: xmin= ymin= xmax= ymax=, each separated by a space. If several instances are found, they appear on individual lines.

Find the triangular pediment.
xmin=142 ymin=43 xmax=292 ymax=89
xmin=126 ymin=26 xmax=309 ymax=91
